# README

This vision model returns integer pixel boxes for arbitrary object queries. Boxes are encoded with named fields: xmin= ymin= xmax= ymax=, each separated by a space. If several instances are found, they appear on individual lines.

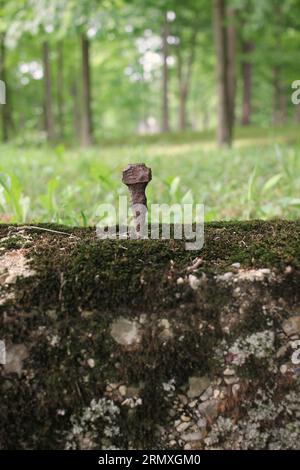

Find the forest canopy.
xmin=0 ymin=0 xmax=300 ymax=146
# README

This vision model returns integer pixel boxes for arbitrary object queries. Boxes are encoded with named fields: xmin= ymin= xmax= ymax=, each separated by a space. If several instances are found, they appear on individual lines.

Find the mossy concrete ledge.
xmin=0 ymin=221 xmax=300 ymax=450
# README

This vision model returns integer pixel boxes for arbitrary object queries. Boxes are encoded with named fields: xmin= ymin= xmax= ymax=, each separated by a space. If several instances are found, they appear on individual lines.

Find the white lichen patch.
xmin=64 ymin=398 xmax=120 ymax=450
xmin=204 ymin=388 xmax=300 ymax=450
xmin=227 ymin=330 xmax=275 ymax=366
xmin=0 ymin=249 xmax=35 ymax=285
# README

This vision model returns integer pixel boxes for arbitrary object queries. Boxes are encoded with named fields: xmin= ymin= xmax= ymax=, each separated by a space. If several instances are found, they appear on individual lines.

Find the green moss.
xmin=0 ymin=220 xmax=297 ymax=315
xmin=0 ymin=235 xmax=24 ymax=250
xmin=0 ymin=220 xmax=299 ymax=449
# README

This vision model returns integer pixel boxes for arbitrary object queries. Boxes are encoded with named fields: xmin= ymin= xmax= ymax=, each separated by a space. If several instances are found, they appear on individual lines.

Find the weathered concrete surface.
xmin=0 ymin=221 xmax=300 ymax=450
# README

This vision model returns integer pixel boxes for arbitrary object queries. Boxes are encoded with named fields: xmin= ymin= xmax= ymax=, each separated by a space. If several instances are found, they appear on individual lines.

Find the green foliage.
xmin=2 ymin=0 xmax=299 ymax=141
xmin=0 ymin=127 xmax=299 ymax=224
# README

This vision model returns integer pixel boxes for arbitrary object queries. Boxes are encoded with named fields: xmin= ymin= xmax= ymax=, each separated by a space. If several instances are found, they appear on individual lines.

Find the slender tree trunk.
xmin=42 ymin=41 xmax=55 ymax=143
xmin=161 ymin=13 xmax=170 ymax=133
xmin=56 ymin=42 xmax=64 ymax=140
xmin=177 ymin=51 xmax=187 ymax=131
xmin=177 ymin=29 xmax=197 ymax=131
xmin=226 ymin=7 xmax=236 ymax=130
xmin=272 ymin=3 xmax=286 ymax=127
xmin=0 ymin=34 xmax=9 ymax=142
xmin=272 ymin=66 xmax=286 ymax=126
xmin=80 ymin=34 xmax=93 ymax=146
xmin=70 ymin=78 xmax=80 ymax=142
xmin=178 ymin=84 xmax=188 ymax=131
xmin=213 ymin=0 xmax=232 ymax=147
xmin=241 ymin=41 xmax=253 ymax=126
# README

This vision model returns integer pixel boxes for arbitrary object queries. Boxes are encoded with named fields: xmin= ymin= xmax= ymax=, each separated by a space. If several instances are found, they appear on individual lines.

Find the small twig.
xmin=186 ymin=257 xmax=203 ymax=272
xmin=9 ymin=225 xmax=71 ymax=236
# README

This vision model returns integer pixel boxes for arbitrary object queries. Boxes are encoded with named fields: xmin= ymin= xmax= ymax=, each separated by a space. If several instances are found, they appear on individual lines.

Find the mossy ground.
xmin=0 ymin=220 xmax=299 ymax=449
xmin=0 ymin=220 xmax=299 ymax=312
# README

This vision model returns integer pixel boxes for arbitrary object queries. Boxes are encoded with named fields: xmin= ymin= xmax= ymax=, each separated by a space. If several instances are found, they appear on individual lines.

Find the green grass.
xmin=0 ymin=126 xmax=300 ymax=225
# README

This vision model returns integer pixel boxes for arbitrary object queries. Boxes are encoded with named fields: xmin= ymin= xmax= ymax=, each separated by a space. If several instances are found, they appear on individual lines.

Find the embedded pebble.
xmin=231 ymin=262 xmax=241 ymax=269
xmin=200 ymin=386 xmax=213 ymax=401
xmin=180 ymin=414 xmax=191 ymax=422
xmin=280 ymin=364 xmax=288 ymax=374
xmin=224 ymin=376 xmax=239 ymax=385
xmin=3 ymin=344 xmax=29 ymax=377
xmin=282 ymin=316 xmax=300 ymax=337
xmin=188 ymin=400 xmax=197 ymax=408
xmin=178 ymin=394 xmax=188 ymax=405
xmin=232 ymin=383 xmax=240 ymax=397
xmin=187 ymin=376 xmax=210 ymax=398
xmin=276 ymin=344 xmax=290 ymax=358
xmin=181 ymin=431 xmax=204 ymax=442
xmin=110 ymin=317 xmax=141 ymax=347
xmin=176 ymin=421 xmax=191 ymax=433
xmin=119 ymin=385 xmax=127 ymax=397
xmin=198 ymin=399 xmax=219 ymax=421
xmin=224 ymin=367 xmax=235 ymax=376
xmin=197 ymin=417 xmax=207 ymax=429
xmin=291 ymin=350 xmax=300 ymax=365
xmin=184 ymin=443 xmax=192 ymax=450
xmin=188 ymin=274 xmax=201 ymax=290
xmin=87 ymin=358 xmax=95 ymax=368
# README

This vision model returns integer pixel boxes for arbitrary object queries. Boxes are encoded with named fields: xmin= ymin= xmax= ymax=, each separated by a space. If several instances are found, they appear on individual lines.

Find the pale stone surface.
xmin=282 ymin=316 xmax=300 ymax=336
xmin=110 ymin=317 xmax=141 ymax=346
xmin=119 ymin=385 xmax=127 ymax=397
xmin=4 ymin=344 xmax=29 ymax=377
xmin=176 ymin=421 xmax=191 ymax=433
xmin=188 ymin=274 xmax=201 ymax=290
xmin=0 ymin=249 xmax=35 ymax=285
xmin=181 ymin=431 xmax=204 ymax=442
xmin=198 ymin=399 xmax=220 ymax=421
xmin=187 ymin=376 xmax=210 ymax=398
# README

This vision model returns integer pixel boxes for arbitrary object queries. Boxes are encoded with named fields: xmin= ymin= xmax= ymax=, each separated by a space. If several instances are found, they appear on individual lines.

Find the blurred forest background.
xmin=0 ymin=0 xmax=300 ymax=225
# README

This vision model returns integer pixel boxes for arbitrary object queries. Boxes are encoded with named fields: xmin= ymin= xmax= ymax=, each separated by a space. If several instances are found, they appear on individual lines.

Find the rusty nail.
xmin=122 ymin=163 xmax=152 ymax=236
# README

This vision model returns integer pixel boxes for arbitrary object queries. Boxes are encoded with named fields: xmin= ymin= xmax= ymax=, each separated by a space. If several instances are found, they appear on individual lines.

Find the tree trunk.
xmin=177 ymin=29 xmax=197 ymax=132
xmin=0 ymin=34 xmax=9 ymax=142
xmin=0 ymin=221 xmax=300 ymax=450
xmin=177 ymin=51 xmax=187 ymax=131
xmin=70 ymin=78 xmax=80 ymax=142
xmin=213 ymin=0 xmax=232 ymax=147
xmin=178 ymin=84 xmax=188 ymax=131
xmin=226 ymin=7 xmax=236 ymax=130
xmin=80 ymin=34 xmax=93 ymax=146
xmin=241 ymin=41 xmax=253 ymax=126
xmin=42 ymin=41 xmax=55 ymax=143
xmin=56 ymin=42 xmax=64 ymax=140
xmin=272 ymin=66 xmax=286 ymax=126
xmin=161 ymin=13 xmax=170 ymax=133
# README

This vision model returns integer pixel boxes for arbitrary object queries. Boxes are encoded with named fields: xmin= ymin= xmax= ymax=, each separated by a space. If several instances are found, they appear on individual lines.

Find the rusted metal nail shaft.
xmin=122 ymin=163 xmax=152 ymax=236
